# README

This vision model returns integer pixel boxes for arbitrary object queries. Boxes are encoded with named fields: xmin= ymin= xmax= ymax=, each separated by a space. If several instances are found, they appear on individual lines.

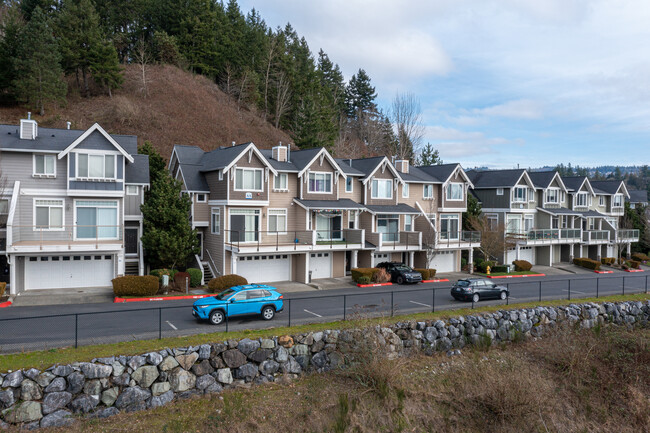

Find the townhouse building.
xmin=0 ymin=116 xmax=149 ymax=295
xmin=169 ymin=143 xmax=479 ymax=284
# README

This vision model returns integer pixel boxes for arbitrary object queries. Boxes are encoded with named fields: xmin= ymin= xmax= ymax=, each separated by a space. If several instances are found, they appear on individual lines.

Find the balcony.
xmin=435 ymin=231 xmax=481 ymax=249
xmin=616 ymin=229 xmax=640 ymax=242
xmin=8 ymin=225 xmax=124 ymax=253
xmin=366 ymin=231 xmax=421 ymax=251
xmin=225 ymin=229 xmax=365 ymax=253
xmin=582 ymin=230 xmax=610 ymax=244
xmin=509 ymin=229 xmax=582 ymax=244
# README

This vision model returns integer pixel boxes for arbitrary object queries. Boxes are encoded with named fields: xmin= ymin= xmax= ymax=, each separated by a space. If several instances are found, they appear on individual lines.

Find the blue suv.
xmin=192 ymin=284 xmax=284 ymax=325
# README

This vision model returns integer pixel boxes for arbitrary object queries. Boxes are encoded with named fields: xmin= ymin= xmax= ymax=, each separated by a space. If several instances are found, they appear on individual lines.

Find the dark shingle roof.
xmin=173 ymin=145 xmax=206 ymax=165
xmin=536 ymin=207 xmax=581 ymax=216
xmin=294 ymin=199 xmax=365 ymax=210
xmin=561 ymin=176 xmax=588 ymax=192
xmin=528 ymin=171 xmax=558 ymax=189
xmin=348 ymin=156 xmax=387 ymax=179
xmin=589 ymin=180 xmax=623 ymax=195
xmin=400 ymin=166 xmax=440 ymax=183
xmin=286 ymin=148 xmax=322 ymax=171
xmin=364 ymin=204 xmax=419 ymax=214
xmin=179 ymin=164 xmax=209 ymax=192
xmin=581 ymin=210 xmax=608 ymax=218
xmin=199 ymin=142 xmax=253 ymax=172
xmin=125 ymin=154 xmax=150 ymax=184
xmin=466 ymin=169 xmax=526 ymax=188
xmin=334 ymin=158 xmax=365 ymax=176
xmin=416 ymin=163 xmax=458 ymax=183
xmin=628 ymin=190 xmax=648 ymax=203
xmin=259 ymin=149 xmax=299 ymax=172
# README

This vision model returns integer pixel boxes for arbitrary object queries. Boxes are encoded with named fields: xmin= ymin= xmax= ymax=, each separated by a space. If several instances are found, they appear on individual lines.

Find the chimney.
xmin=20 ymin=113 xmax=38 ymax=140
xmin=231 ymin=141 xmax=236 ymax=147
xmin=272 ymin=141 xmax=288 ymax=162
xmin=66 ymin=121 xmax=71 ymax=130
xmin=395 ymin=160 xmax=409 ymax=174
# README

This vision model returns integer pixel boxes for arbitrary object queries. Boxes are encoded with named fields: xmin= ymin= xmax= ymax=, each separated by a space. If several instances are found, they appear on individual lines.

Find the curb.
xmin=114 ymin=294 xmax=213 ymax=303
xmin=595 ymin=270 xmax=614 ymax=274
xmin=356 ymin=282 xmax=393 ymax=288
xmin=624 ymin=269 xmax=644 ymax=273
xmin=421 ymin=279 xmax=449 ymax=283
xmin=0 ymin=301 xmax=12 ymax=308
xmin=486 ymin=273 xmax=545 ymax=279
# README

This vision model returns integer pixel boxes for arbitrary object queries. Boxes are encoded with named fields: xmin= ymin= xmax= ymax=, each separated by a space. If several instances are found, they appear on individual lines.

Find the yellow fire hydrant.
xmin=486 ymin=265 xmax=491 ymax=275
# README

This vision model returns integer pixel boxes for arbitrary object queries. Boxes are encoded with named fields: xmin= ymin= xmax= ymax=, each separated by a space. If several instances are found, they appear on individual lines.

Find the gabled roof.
xmin=58 ymin=123 xmax=134 ymax=163
xmin=259 ymin=149 xmax=299 ymax=172
xmin=397 ymin=166 xmax=438 ymax=183
xmin=349 ymin=156 xmax=402 ymax=184
xmin=528 ymin=171 xmax=567 ymax=192
xmin=590 ymin=180 xmax=629 ymax=198
xmin=467 ymin=168 xmax=532 ymax=189
xmin=125 ymin=154 xmax=150 ymax=185
xmin=418 ymin=163 xmax=473 ymax=188
xmin=198 ymin=142 xmax=277 ymax=176
xmin=178 ymin=164 xmax=209 ymax=192
xmin=290 ymin=148 xmax=345 ymax=178
xmin=170 ymin=144 xmax=206 ymax=167
xmin=334 ymin=158 xmax=365 ymax=176
xmin=561 ymin=176 xmax=595 ymax=195
xmin=628 ymin=190 xmax=648 ymax=203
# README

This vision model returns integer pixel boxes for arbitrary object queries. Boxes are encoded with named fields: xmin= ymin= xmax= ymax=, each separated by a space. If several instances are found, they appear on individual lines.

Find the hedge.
xmin=187 ymin=268 xmax=203 ymax=287
xmin=351 ymin=268 xmax=379 ymax=283
xmin=357 ymin=276 xmax=371 ymax=284
xmin=476 ymin=260 xmax=495 ymax=274
xmin=492 ymin=265 xmax=509 ymax=273
xmin=0 ymin=282 xmax=5 ymax=297
xmin=573 ymin=257 xmax=601 ymax=271
xmin=513 ymin=260 xmax=533 ymax=272
xmin=414 ymin=268 xmax=436 ymax=280
xmin=208 ymin=274 xmax=248 ymax=293
xmin=112 ymin=275 xmax=159 ymax=296
xmin=174 ymin=271 xmax=191 ymax=289
xmin=631 ymin=252 xmax=650 ymax=262
xmin=627 ymin=260 xmax=641 ymax=269
xmin=601 ymin=257 xmax=616 ymax=265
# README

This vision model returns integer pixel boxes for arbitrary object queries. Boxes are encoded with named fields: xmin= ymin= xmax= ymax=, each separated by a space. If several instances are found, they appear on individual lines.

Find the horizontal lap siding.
xmin=365 ymin=168 xmax=398 ymax=206
xmin=229 ymin=152 xmax=268 ymax=202
xmin=204 ymin=205 xmax=224 ymax=275
xmin=302 ymin=158 xmax=339 ymax=201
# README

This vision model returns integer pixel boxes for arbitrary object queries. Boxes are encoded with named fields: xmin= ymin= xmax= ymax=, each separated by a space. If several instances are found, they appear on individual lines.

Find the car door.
xmin=227 ymin=290 xmax=249 ymax=316
xmin=484 ymin=281 xmax=499 ymax=299
xmin=245 ymin=289 xmax=265 ymax=315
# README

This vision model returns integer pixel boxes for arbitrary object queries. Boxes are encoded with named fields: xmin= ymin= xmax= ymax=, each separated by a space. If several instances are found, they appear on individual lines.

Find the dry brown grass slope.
xmin=0 ymin=65 xmax=293 ymax=158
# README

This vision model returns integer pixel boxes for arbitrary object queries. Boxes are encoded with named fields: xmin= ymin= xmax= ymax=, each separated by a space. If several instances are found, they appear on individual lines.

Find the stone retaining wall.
xmin=0 ymin=300 xmax=648 ymax=429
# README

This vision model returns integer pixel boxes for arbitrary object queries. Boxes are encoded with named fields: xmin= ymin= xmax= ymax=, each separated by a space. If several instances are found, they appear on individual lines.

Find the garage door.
xmin=506 ymin=247 xmax=535 ymax=264
xmin=429 ymin=251 xmax=456 ymax=273
xmin=310 ymin=252 xmax=332 ymax=279
xmin=372 ymin=253 xmax=390 ymax=267
xmin=237 ymin=254 xmax=291 ymax=283
xmin=25 ymin=255 xmax=114 ymax=290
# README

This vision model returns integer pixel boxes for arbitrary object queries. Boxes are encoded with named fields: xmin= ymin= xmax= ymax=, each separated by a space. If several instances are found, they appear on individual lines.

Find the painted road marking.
xmin=409 ymin=300 xmax=432 ymax=308
xmin=562 ymin=289 xmax=587 ymax=295
xmin=166 ymin=321 xmax=178 ymax=330
xmin=303 ymin=309 xmax=323 ymax=318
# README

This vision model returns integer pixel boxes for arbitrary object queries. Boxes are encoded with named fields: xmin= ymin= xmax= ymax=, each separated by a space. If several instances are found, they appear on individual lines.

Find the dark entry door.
xmin=125 ymin=229 xmax=138 ymax=255
xmin=231 ymin=215 xmax=245 ymax=242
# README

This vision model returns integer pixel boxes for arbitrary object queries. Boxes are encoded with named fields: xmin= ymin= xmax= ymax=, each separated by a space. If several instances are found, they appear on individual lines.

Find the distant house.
xmin=627 ymin=190 xmax=648 ymax=209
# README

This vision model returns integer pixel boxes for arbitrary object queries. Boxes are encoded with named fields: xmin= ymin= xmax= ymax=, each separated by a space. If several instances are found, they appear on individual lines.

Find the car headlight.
xmin=199 ymin=305 xmax=211 ymax=309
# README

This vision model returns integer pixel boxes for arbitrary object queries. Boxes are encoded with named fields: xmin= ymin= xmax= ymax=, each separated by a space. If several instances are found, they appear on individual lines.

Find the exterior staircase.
xmin=125 ymin=261 xmax=139 ymax=275
xmin=201 ymin=261 xmax=214 ymax=281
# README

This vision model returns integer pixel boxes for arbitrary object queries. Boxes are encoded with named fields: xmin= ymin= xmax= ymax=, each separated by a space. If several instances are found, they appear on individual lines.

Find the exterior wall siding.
xmin=228 ymin=152 xmax=269 ymax=202
xmin=205 ymin=172 xmax=227 ymax=200
xmin=301 ymin=157 xmax=339 ymax=201
xmin=364 ymin=168 xmax=398 ymax=206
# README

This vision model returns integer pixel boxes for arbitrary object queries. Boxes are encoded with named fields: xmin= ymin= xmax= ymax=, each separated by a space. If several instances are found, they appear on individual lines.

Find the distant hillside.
xmin=0 ymin=64 xmax=293 ymax=159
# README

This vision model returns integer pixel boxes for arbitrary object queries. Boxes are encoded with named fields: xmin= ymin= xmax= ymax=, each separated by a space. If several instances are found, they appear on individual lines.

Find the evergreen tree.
xmin=138 ymin=141 xmax=167 ymax=185
xmin=12 ymin=7 xmax=66 ymax=115
xmin=0 ymin=2 xmax=25 ymax=102
xmin=463 ymin=194 xmax=481 ymax=230
xmin=89 ymin=40 xmax=123 ymax=97
xmin=20 ymin=0 xmax=58 ymax=20
xmin=345 ymin=68 xmax=377 ymax=117
xmin=417 ymin=143 xmax=443 ymax=166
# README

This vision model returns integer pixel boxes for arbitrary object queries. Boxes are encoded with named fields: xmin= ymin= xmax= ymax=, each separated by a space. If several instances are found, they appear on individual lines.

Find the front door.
xmin=125 ymin=228 xmax=138 ymax=255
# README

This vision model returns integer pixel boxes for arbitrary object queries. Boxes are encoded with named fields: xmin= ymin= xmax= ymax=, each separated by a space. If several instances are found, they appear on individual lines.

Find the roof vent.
xmin=395 ymin=160 xmax=409 ymax=174
xmin=20 ymin=114 xmax=38 ymax=140
xmin=231 ymin=141 xmax=236 ymax=147
xmin=272 ymin=141 xmax=288 ymax=162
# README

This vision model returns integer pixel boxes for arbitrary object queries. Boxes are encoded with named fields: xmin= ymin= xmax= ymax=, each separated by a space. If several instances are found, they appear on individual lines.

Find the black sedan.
xmin=451 ymin=278 xmax=509 ymax=303
xmin=376 ymin=262 xmax=422 ymax=284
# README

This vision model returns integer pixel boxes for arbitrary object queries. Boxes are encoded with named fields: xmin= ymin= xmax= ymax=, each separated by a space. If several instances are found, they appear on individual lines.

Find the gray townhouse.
xmin=0 ymin=116 xmax=149 ymax=295
xmin=169 ymin=142 xmax=479 ymax=285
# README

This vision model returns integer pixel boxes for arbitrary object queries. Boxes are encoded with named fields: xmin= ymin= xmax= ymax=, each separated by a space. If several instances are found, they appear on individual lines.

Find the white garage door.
xmin=429 ymin=251 xmax=456 ymax=273
xmin=372 ymin=253 xmax=390 ymax=267
xmin=310 ymin=252 xmax=332 ymax=279
xmin=506 ymin=247 xmax=535 ymax=264
xmin=25 ymin=255 xmax=114 ymax=290
xmin=237 ymin=254 xmax=291 ymax=283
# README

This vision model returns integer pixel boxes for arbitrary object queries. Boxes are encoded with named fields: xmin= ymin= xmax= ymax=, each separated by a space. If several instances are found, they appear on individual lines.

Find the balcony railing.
xmin=366 ymin=231 xmax=421 ymax=250
xmin=435 ymin=231 xmax=481 ymax=247
xmin=8 ymin=225 xmax=123 ymax=249
xmin=617 ymin=229 xmax=640 ymax=241
xmin=508 ymin=229 xmax=582 ymax=242
xmin=225 ymin=229 xmax=364 ymax=251
xmin=582 ymin=230 xmax=610 ymax=242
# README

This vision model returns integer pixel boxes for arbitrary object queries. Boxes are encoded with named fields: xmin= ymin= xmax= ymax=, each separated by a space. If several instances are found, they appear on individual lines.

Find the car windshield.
xmin=395 ymin=266 xmax=412 ymax=272
xmin=456 ymin=280 xmax=470 ymax=287
xmin=215 ymin=288 xmax=236 ymax=300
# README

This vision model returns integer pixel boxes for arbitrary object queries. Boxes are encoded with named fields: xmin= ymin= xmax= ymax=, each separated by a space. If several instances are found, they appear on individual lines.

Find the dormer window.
xmin=33 ymin=154 xmax=56 ymax=177
xmin=575 ymin=192 xmax=588 ymax=207
xmin=545 ymin=188 xmax=559 ymax=204
xmin=234 ymin=168 xmax=263 ymax=191
xmin=446 ymin=183 xmax=463 ymax=201
xmin=77 ymin=153 xmax=115 ymax=180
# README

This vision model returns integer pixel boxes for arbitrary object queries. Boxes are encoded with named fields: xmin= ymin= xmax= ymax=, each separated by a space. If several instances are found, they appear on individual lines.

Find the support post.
xmin=468 ymin=248 xmax=474 ymax=274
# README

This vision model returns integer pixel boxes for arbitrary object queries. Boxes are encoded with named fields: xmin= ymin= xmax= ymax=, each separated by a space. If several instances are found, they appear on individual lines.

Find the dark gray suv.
xmin=451 ymin=278 xmax=509 ymax=303
xmin=376 ymin=262 xmax=422 ymax=284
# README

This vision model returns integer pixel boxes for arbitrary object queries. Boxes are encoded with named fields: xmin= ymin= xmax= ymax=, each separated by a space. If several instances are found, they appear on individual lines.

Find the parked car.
xmin=451 ymin=278 xmax=509 ymax=303
xmin=376 ymin=262 xmax=422 ymax=284
xmin=192 ymin=284 xmax=284 ymax=325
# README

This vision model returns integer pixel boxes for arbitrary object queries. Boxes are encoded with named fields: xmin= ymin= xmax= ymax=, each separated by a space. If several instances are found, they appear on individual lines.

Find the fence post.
xmin=538 ymin=281 xmax=542 ymax=302
xmin=158 ymin=308 xmax=162 ymax=339
xmin=391 ymin=291 xmax=394 ymax=317
xmin=343 ymin=295 xmax=347 ymax=321
xmin=288 ymin=299 xmax=291 ymax=327
xmin=74 ymin=314 xmax=78 ymax=349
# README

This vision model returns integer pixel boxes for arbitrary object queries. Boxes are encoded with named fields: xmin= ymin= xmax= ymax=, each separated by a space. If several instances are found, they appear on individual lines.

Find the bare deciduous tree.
xmin=273 ymin=71 xmax=291 ymax=129
xmin=466 ymin=215 xmax=516 ymax=263
xmin=389 ymin=92 xmax=424 ymax=161
xmin=262 ymin=36 xmax=278 ymax=121
xmin=132 ymin=39 xmax=152 ymax=97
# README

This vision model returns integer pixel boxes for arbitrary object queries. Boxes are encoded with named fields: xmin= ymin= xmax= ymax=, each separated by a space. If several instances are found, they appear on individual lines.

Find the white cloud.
xmin=472 ymin=99 xmax=544 ymax=120
xmin=423 ymin=126 xmax=519 ymax=159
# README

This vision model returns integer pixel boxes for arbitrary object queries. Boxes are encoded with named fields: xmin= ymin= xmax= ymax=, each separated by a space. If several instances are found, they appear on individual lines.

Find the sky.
xmin=238 ymin=0 xmax=650 ymax=169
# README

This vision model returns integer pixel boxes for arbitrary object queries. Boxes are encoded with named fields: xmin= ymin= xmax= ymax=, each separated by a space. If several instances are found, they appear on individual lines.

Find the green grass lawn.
xmin=474 ymin=271 xmax=544 ymax=277
xmin=0 ymin=293 xmax=648 ymax=372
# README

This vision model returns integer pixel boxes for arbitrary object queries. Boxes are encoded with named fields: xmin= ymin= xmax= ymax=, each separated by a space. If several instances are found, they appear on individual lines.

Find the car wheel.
xmin=472 ymin=293 xmax=480 ymax=303
xmin=396 ymin=275 xmax=404 ymax=285
xmin=261 ymin=306 xmax=275 ymax=320
xmin=209 ymin=310 xmax=224 ymax=325
xmin=500 ymin=291 xmax=507 ymax=300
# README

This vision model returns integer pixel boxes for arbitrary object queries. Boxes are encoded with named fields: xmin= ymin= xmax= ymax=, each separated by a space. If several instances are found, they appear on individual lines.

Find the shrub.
xmin=174 ymin=271 xmax=191 ymax=289
xmin=208 ymin=274 xmax=248 ymax=293
xmin=351 ymin=268 xmax=379 ymax=283
xmin=477 ymin=260 xmax=495 ymax=274
xmin=627 ymin=260 xmax=641 ymax=269
xmin=150 ymin=268 xmax=178 ymax=284
xmin=372 ymin=268 xmax=391 ymax=283
xmin=187 ymin=268 xmax=203 ymax=287
xmin=573 ymin=257 xmax=601 ymax=271
xmin=631 ymin=252 xmax=650 ymax=262
xmin=414 ymin=268 xmax=436 ymax=280
xmin=461 ymin=257 xmax=467 ymax=267
xmin=513 ymin=260 xmax=533 ymax=272
xmin=474 ymin=258 xmax=484 ymax=266
xmin=112 ymin=275 xmax=159 ymax=296
xmin=492 ymin=265 xmax=509 ymax=273
xmin=601 ymin=257 xmax=616 ymax=265
xmin=357 ymin=276 xmax=371 ymax=285
xmin=0 ymin=282 xmax=5 ymax=297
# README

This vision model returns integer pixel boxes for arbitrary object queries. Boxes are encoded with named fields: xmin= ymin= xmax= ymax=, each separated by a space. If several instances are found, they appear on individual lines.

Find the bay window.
xmin=76 ymin=200 xmax=118 ymax=239
xmin=446 ymin=183 xmax=463 ymax=201
xmin=235 ymin=168 xmax=263 ymax=191
xmin=77 ymin=154 xmax=115 ymax=180
xmin=371 ymin=179 xmax=393 ymax=199
xmin=35 ymin=199 xmax=63 ymax=230
xmin=308 ymin=172 xmax=332 ymax=193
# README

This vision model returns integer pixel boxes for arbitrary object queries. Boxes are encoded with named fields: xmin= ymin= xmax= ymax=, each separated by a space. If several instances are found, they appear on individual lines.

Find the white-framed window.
xmin=34 ymin=199 xmax=63 ymax=231
xmin=613 ymin=194 xmax=623 ymax=208
xmin=267 ymin=209 xmax=287 ymax=233
xmin=402 ymin=183 xmax=409 ymax=198
xmin=196 ymin=193 xmax=206 ymax=203
xmin=561 ymin=191 xmax=566 ymax=202
xmin=599 ymin=195 xmax=605 ymax=206
xmin=371 ymin=179 xmax=393 ymax=199
xmin=33 ymin=154 xmax=56 ymax=177
xmin=348 ymin=210 xmax=356 ymax=229
xmin=405 ymin=214 xmax=413 ymax=232
xmin=529 ymin=188 xmax=535 ymax=202
xmin=423 ymin=184 xmax=434 ymax=199
xmin=75 ymin=200 xmax=118 ymax=239
xmin=308 ymin=172 xmax=332 ymax=193
xmin=440 ymin=214 xmax=459 ymax=240
xmin=496 ymin=188 xmax=504 ymax=196
xmin=377 ymin=214 xmax=399 ymax=241
xmin=486 ymin=213 xmax=498 ymax=231
xmin=211 ymin=208 xmax=220 ymax=234
xmin=77 ymin=153 xmax=116 ymax=180
xmin=126 ymin=185 xmax=139 ymax=195
xmin=446 ymin=183 xmax=463 ymax=201
xmin=524 ymin=214 xmax=534 ymax=231
xmin=575 ymin=192 xmax=588 ymax=207
xmin=274 ymin=173 xmax=288 ymax=191
xmin=588 ymin=217 xmax=595 ymax=230
xmin=235 ymin=168 xmax=263 ymax=191
xmin=561 ymin=215 xmax=568 ymax=228
xmin=545 ymin=188 xmax=559 ymax=204
xmin=513 ymin=186 xmax=527 ymax=203
xmin=345 ymin=177 xmax=353 ymax=193
xmin=0 ymin=199 xmax=8 ymax=215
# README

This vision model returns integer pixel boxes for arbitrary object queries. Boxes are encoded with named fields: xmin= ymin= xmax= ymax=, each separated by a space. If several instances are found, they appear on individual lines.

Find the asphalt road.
xmin=0 ymin=272 xmax=647 ymax=354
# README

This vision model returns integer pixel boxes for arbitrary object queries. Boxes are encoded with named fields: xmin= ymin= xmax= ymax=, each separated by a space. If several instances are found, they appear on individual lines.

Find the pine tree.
xmin=417 ymin=143 xmax=443 ymax=166
xmin=89 ymin=40 xmax=123 ymax=97
xmin=12 ymin=7 xmax=66 ymax=115
xmin=463 ymin=194 xmax=481 ymax=230
xmin=138 ymin=141 xmax=167 ymax=185
xmin=0 ymin=2 xmax=25 ymax=102
xmin=345 ymin=69 xmax=377 ymax=117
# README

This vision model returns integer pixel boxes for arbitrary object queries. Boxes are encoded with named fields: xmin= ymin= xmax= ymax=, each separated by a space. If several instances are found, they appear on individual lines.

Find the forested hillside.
xmin=0 ymin=0 xmax=424 ymax=160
